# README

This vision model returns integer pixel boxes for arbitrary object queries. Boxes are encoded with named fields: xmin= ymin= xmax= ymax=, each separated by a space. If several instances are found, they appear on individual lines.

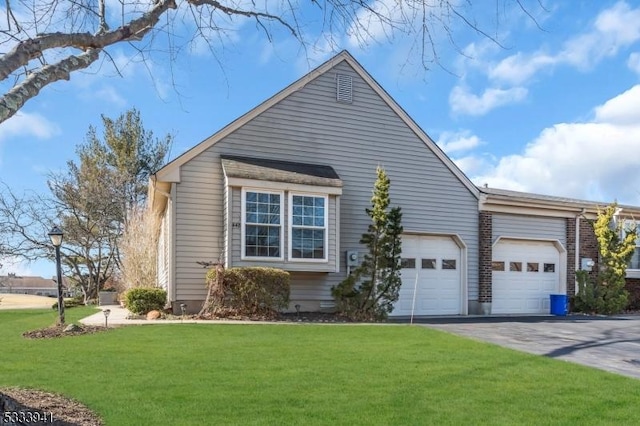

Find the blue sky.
xmin=2 ymin=0 xmax=640 ymax=277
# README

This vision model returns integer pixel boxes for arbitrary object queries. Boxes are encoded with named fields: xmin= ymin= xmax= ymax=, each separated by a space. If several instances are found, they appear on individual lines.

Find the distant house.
xmin=149 ymin=50 xmax=640 ymax=316
xmin=0 ymin=274 xmax=67 ymax=297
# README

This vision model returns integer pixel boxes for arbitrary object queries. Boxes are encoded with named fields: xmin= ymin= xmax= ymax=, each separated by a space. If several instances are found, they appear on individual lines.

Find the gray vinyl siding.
xmin=173 ymin=150 xmax=224 ymax=300
xmin=493 ymin=214 xmax=566 ymax=245
xmin=172 ymin=61 xmax=479 ymax=303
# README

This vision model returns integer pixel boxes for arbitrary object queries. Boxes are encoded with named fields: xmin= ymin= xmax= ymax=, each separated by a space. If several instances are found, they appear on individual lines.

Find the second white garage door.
xmin=391 ymin=235 xmax=462 ymax=316
xmin=492 ymin=239 xmax=562 ymax=314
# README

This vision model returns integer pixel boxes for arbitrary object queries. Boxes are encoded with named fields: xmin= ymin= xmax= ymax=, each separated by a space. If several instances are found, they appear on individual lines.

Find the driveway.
xmin=418 ymin=315 xmax=640 ymax=380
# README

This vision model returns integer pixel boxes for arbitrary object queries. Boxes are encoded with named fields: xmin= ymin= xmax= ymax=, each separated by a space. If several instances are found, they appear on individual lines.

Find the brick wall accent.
xmin=479 ymin=212 xmax=492 ymax=303
xmin=626 ymin=278 xmax=640 ymax=310
xmin=579 ymin=218 xmax=600 ymax=282
xmin=566 ymin=218 xmax=576 ymax=295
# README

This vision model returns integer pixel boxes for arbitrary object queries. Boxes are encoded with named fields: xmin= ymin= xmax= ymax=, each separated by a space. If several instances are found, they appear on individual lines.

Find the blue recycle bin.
xmin=550 ymin=294 xmax=568 ymax=316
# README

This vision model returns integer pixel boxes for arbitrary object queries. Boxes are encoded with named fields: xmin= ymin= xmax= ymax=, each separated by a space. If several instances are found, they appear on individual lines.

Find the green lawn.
xmin=2 ymin=308 xmax=640 ymax=425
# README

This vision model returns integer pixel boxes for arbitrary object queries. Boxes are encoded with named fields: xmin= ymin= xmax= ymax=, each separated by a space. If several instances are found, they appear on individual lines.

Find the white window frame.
xmin=288 ymin=192 xmax=329 ymax=263
xmin=241 ymin=188 xmax=284 ymax=261
xmin=623 ymin=220 xmax=640 ymax=278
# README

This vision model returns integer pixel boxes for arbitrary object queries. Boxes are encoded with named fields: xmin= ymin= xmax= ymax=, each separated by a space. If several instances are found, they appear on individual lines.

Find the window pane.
xmin=442 ymin=259 xmax=456 ymax=270
xmin=422 ymin=259 xmax=436 ymax=269
xmin=246 ymin=191 xmax=280 ymax=227
xmin=544 ymin=263 xmax=555 ymax=273
xmin=629 ymin=248 xmax=640 ymax=269
xmin=402 ymin=258 xmax=416 ymax=268
xmin=291 ymin=227 xmax=325 ymax=259
xmin=290 ymin=195 xmax=327 ymax=259
xmin=509 ymin=262 xmax=522 ymax=272
xmin=244 ymin=182 xmax=281 ymax=257
xmin=527 ymin=262 xmax=539 ymax=272
xmin=492 ymin=261 xmax=505 ymax=271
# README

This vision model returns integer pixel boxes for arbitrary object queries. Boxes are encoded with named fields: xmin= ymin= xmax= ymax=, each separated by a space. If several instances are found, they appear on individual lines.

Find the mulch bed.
xmin=22 ymin=325 xmax=108 ymax=339
xmin=192 ymin=311 xmax=354 ymax=323
xmin=0 ymin=387 xmax=103 ymax=426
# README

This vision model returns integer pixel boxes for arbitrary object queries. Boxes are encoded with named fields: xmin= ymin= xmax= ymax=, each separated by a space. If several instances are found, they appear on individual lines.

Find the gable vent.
xmin=336 ymin=74 xmax=353 ymax=104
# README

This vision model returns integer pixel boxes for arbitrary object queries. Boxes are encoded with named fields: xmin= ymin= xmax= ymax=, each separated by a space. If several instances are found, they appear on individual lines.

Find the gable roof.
xmin=151 ymin=50 xmax=479 ymax=198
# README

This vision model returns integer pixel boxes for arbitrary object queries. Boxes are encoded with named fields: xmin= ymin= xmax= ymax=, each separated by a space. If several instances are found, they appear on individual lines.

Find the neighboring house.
xmin=0 ymin=274 xmax=67 ymax=297
xmin=149 ymin=50 xmax=640 ymax=316
xmin=478 ymin=187 xmax=640 ymax=314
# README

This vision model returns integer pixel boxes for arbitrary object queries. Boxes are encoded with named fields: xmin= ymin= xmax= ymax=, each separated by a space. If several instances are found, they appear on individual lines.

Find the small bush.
xmin=51 ymin=297 xmax=83 ymax=310
xmin=203 ymin=267 xmax=289 ymax=318
xmin=123 ymin=287 xmax=167 ymax=315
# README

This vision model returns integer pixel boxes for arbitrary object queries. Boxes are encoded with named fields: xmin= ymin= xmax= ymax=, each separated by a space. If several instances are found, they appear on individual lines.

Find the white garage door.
xmin=492 ymin=239 xmax=561 ymax=314
xmin=391 ymin=235 xmax=462 ymax=316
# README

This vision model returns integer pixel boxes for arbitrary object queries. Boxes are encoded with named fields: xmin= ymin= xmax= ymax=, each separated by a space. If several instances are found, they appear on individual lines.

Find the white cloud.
xmin=488 ymin=52 xmax=556 ymax=86
xmin=627 ymin=52 xmax=640 ymax=75
xmin=449 ymin=85 xmax=527 ymax=116
xmin=593 ymin=85 xmax=640 ymax=125
xmin=490 ymin=1 xmax=640 ymax=85
xmin=451 ymin=154 xmax=495 ymax=178
xmin=437 ymin=130 xmax=484 ymax=153
xmin=0 ymin=112 xmax=58 ymax=142
xmin=465 ymin=85 xmax=640 ymax=205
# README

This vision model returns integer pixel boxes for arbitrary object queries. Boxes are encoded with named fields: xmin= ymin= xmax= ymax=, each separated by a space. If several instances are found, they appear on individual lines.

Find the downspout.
xmin=575 ymin=208 xmax=586 ymax=294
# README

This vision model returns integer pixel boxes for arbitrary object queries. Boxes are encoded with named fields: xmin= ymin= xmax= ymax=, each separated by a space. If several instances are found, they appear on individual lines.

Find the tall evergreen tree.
xmin=332 ymin=166 xmax=403 ymax=320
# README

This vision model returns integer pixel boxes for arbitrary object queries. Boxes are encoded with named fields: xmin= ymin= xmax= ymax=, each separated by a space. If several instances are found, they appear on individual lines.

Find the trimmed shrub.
xmin=51 ymin=297 xmax=84 ymax=310
xmin=123 ymin=287 xmax=167 ymax=315
xmin=202 ymin=266 xmax=290 ymax=318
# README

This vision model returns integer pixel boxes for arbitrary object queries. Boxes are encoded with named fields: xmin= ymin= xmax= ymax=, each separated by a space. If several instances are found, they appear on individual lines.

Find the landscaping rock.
xmin=64 ymin=324 xmax=81 ymax=333
xmin=146 ymin=310 xmax=162 ymax=320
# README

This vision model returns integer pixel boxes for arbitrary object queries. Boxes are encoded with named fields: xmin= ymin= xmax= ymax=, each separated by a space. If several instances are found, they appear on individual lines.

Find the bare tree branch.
xmin=0 ymin=49 xmax=100 ymax=122
xmin=0 ymin=0 xmax=546 ymax=125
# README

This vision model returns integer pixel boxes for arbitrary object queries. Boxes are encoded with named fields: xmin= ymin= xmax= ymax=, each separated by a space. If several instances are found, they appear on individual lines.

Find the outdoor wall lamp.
xmin=48 ymin=226 xmax=65 ymax=326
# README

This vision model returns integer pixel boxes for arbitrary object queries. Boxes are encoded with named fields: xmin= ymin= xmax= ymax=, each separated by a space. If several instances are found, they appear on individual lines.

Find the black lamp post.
xmin=48 ymin=226 xmax=65 ymax=326
xmin=103 ymin=309 xmax=111 ymax=328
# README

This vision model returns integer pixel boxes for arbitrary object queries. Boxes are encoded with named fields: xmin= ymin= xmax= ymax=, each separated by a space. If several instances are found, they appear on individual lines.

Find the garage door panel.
xmin=492 ymin=240 xmax=560 ymax=315
xmin=391 ymin=235 xmax=462 ymax=316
